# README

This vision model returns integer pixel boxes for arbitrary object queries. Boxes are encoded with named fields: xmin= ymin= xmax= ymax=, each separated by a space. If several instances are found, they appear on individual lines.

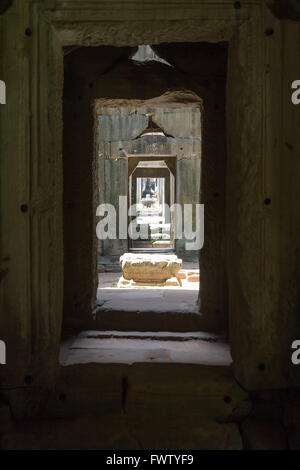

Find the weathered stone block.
xmin=1 ymin=415 xmax=137 ymax=450
xmin=126 ymin=363 xmax=250 ymax=423
xmin=127 ymin=418 xmax=243 ymax=450
xmin=0 ymin=401 xmax=13 ymax=436
xmin=120 ymin=253 xmax=182 ymax=283
xmin=43 ymin=364 xmax=127 ymax=419
xmin=165 ymin=277 xmax=181 ymax=286
xmin=177 ymin=271 xmax=186 ymax=279
xmin=241 ymin=417 xmax=287 ymax=450
xmin=1 ymin=415 xmax=242 ymax=450
xmin=117 ymin=276 xmax=131 ymax=288
xmin=283 ymin=389 xmax=300 ymax=450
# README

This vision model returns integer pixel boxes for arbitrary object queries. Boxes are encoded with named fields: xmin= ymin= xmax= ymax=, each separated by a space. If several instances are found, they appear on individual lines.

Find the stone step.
xmin=94 ymin=308 xmax=220 ymax=333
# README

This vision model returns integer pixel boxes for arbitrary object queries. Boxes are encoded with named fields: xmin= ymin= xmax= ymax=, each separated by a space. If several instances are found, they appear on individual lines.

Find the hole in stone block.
xmin=224 ymin=395 xmax=232 ymax=404
xmin=20 ymin=204 xmax=28 ymax=213
xmin=24 ymin=375 xmax=33 ymax=385
xmin=59 ymin=392 xmax=67 ymax=402
xmin=265 ymin=28 xmax=274 ymax=36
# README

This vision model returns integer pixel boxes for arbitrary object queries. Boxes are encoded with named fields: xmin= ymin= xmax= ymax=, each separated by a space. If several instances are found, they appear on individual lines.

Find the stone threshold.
xmin=94 ymin=309 xmax=215 ymax=332
xmin=60 ymin=330 xmax=231 ymax=366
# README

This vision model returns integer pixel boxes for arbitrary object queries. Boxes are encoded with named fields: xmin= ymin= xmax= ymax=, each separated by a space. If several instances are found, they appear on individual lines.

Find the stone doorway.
xmin=95 ymin=94 xmax=203 ymax=332
xmin=129 ymin=157 xmax=175 ymax=252
xmin=62 ymin=40 xmax=228 ymax=336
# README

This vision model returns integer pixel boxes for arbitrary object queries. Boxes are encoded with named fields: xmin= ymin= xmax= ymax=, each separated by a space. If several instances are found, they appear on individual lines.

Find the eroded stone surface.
xmin=241 ymin=417 xmax=287 ymax=450
xmin=126 ymin=363 xmax=250 ymax=423
xmin=165 ymin=277 xmax=181 ymax=287
xmin=117 ymin=276 xmax=131 ymax=288
xmin=1 ymin=414 xmax=243 ymax=450
xmin=120 ymin=253 xmax=182 ymax=283
xmin=59 ymin=331 xmax=232 ymax=366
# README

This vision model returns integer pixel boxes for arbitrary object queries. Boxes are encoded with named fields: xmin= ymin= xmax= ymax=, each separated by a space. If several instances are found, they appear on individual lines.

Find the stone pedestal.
xmin=119 ymin=253 xmax=182 ymax=286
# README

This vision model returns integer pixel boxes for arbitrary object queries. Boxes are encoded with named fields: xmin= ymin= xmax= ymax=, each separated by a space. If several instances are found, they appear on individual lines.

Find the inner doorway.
xmin=129 ymin=157 xmax=176 ymax=251
xmin=96 ymin=100 xmax=202 ymax=329
xmin=60 ymin=40 xmax=229 ymax=366
xmin=62 ymin=41 xmax=228 ymax=336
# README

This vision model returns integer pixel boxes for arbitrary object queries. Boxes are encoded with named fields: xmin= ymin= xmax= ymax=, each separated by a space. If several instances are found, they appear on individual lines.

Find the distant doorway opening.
xmin=128 ymin=157 xmax=176 ymax=251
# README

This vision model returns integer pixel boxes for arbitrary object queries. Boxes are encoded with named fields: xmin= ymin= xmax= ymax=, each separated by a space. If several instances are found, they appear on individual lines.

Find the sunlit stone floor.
xmin=97 ymin=260 xmax=199 ymax=314
xmin=60 ymin=259 xmax=231 ymax=366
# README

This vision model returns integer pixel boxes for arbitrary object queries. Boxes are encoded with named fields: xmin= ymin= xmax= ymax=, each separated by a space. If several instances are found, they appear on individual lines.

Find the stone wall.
xmin=1 ymin=364 xmax=300 ymax=450
xmin=1 ymin=0 xmax=300 ymax=450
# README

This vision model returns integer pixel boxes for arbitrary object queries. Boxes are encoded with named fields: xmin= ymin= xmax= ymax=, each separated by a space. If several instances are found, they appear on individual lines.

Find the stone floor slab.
xmin=60 ymin=331 xmax=231 ymax=366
